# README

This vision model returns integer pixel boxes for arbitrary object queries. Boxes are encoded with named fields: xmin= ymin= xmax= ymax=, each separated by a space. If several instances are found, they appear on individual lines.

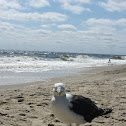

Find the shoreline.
xmin=0 ymin=64 xmax=124 ymax=89
xmin=0 ymin=64 xmax=123 ymax=89
xmin=0 ymin=67 xmax=87 ymax=88
xmin=0 ymin=64 xmax=126 ymax=125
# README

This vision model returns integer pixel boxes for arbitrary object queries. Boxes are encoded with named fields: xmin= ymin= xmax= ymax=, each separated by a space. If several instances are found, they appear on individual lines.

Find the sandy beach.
xmin=0 ymin=65 xmax=126 ymax=126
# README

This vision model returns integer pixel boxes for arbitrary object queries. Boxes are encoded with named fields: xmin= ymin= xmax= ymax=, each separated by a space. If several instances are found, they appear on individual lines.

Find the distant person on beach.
xmin=108 ymin=58 xmax=111 ymax=63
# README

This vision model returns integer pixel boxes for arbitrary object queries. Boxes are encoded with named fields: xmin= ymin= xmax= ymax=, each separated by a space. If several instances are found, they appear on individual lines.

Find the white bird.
xmin=51 ymin=83 xmax=112 ymax=126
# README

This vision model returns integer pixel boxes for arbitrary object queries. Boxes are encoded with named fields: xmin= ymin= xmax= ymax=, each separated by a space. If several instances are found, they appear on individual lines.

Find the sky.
xmin=0 ymin=0 xmax=126 ymax=55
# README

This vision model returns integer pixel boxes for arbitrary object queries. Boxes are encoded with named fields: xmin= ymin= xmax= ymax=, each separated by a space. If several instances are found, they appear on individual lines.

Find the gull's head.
xmin=53 ymin=83 xmax=66 ymax=97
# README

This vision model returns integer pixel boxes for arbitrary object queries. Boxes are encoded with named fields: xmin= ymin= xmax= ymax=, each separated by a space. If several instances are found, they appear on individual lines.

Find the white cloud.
xmin=62 ymin=3 xmax=90 ymax=14
xmin=116 ymin=18 xmax=126 ymax=26
xmin=41 ymin=24 xmax=56 ymax=28
xmin=85 ymin=18 xmax=113 ymax=26
xmin=79 ymin=18 xmax=126 ymax=53
xmin=62 ymin=3 xmax=83 ymax=14
xmin=28 ymin=29 xmax=52 ymax=35
xmin=0 ymin=19 xmax=126 ymax=54
xmin=72 ymin=0 xmax=91 ymax=4
xmin=30 ymin=0 xmax=50 ymax=8
xmin=0 ymin=0 xmax=22 ymax=10
xmin=0 ymin=0 xmax=125 ymax=54
xmin=54 ymin=0 xmax=91 ymax=4
xmin=57 ymin=24 xmax=77 ymax=30
xmin=54 ymin=0 xmax=91 ymax=14
xmin=0 ymin=0 xmax=50 ymax=10
xmin=0 ymin=9 xmax=67 ymax=21
xmin=87 ymin=25 xmax=116 ymax=35
xmin=41 ymin=25 xmax=50 ymax=28
xmin=0 ymin=0 xmax=66 ymax=22
xmin=85 ymin=18 xmax=126 ymax=26
xmin=99 ymin=0 xmax=126 ymax=12
xmin=0 ymin=21 xmax=14 ymax=31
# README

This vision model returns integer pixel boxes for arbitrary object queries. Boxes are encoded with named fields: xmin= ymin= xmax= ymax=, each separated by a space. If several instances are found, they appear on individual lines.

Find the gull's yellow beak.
xmin=57 ymin=89 xmax=61 ymax=96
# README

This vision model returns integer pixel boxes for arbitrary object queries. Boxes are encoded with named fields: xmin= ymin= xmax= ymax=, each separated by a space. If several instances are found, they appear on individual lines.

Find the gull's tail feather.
xmin=99 ymin=108 xmax=112 ymax=116
xmin=102 ymin=108 xmax=112 ymax=115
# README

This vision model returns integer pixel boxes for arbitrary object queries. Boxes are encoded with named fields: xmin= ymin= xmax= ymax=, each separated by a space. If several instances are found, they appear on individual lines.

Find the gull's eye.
xmin=54 ymin=88 xmax=57 ymax=92
xmin=53 ymin=88 xmax=57 ymax=92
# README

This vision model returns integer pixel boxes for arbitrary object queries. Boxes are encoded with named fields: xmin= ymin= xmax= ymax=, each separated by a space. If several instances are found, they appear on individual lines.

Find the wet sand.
xmin=0 ymin=65 xmax=126 ymax=126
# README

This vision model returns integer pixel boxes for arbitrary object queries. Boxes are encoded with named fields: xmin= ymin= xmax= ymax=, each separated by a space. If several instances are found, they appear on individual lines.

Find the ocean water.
xmin=0 ymin=50 xmax=126 ymax=86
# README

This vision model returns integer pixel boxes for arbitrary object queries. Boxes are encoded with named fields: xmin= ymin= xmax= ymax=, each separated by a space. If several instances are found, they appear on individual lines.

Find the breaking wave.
xmin=0 ymin=50 xmax=126 ymax=73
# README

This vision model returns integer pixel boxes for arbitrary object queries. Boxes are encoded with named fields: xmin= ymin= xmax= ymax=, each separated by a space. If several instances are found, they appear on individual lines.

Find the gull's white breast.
xmin=51 ymin=94 xmax=86 ymax=124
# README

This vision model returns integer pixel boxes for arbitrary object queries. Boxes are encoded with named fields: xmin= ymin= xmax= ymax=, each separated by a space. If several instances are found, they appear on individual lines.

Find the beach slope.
xmin=0 ymin=65 xmax=126 ymax=126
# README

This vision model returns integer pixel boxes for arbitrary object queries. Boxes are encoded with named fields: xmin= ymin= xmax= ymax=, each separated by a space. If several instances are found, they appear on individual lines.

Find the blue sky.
xmin=0 ymin=0 xmax=126 ymax=54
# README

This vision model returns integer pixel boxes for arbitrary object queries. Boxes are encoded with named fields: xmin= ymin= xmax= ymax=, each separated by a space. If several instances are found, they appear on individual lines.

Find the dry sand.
xmin=0 ymin=65 xmax=126 ymax=126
